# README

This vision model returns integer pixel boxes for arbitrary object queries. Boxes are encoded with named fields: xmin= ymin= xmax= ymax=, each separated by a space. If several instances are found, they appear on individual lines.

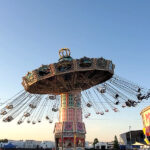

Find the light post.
xmin=129 ymin=126 xmax=132 ymax=149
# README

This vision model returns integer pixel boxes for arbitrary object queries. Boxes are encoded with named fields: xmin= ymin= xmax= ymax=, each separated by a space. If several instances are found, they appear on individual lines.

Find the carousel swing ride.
xmin=0 ymin=48 xmax=150 ymax=150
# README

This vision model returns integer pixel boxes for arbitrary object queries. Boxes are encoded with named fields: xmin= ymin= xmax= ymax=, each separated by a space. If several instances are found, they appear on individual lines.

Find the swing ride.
xmin=0 ymin=48 xmax=150 ymax=150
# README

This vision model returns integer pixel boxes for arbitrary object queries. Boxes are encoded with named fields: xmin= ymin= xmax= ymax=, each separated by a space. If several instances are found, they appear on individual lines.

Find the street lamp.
xmin=129 ymin=126 xmax=132 ymax=149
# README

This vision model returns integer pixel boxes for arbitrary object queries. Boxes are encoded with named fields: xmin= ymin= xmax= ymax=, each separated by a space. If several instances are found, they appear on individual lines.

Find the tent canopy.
xmin=132 ymin=142 xmax=145 ymax=146
xmin=4 ymin=143 xmax=16 ymax=148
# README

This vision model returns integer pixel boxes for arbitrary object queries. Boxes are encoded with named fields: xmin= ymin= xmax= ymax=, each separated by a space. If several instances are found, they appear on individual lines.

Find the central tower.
xmin=54 ymin=91 xmax=86 ymax=150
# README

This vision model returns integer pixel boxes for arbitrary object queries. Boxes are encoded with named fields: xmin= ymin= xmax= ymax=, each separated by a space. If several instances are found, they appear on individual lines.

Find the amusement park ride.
xmin=0 ymin=48 xmax=150 ymax=150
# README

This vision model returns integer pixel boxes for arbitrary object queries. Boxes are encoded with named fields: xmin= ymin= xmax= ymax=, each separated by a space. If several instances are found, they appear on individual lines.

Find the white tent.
xmin=132 ymin=142 xmax=145 ymax=146
xmin=132 ymin=142 xmax=150 ymax=149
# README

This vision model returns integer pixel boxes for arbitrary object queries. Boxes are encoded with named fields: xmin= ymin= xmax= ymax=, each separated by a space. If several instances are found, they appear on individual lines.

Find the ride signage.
xmin=140 ymin=106 xmax=150 ymax=144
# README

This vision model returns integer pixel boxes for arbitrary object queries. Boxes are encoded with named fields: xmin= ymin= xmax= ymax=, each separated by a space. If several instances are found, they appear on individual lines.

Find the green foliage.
xmin=0 ymin=139 xmax=8 ymax=143
xmin=93 ymin=138 xmax=99 ymax=149
xmin=113 ymin=136 xmax=120 ymax=150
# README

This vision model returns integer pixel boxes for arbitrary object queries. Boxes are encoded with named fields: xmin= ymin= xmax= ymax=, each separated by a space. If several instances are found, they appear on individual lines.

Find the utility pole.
xmin=129 ymin=126 xmax=132 ymax=150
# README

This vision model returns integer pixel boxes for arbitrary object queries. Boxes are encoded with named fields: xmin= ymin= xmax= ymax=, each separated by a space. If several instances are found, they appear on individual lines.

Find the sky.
xmin=0 ymin=0 xmax=150 ymax=142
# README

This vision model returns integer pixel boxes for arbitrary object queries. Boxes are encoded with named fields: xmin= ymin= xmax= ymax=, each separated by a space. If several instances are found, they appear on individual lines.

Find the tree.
xmin=113 ymin=135 xmax=120 ymax=150
xmin=0 ymin=139 xmax=8 ymax=143
xmin=93 ymin=138 xmax=99 ymax=149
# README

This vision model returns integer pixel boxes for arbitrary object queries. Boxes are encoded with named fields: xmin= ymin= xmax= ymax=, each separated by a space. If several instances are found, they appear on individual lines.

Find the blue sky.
xmin=0 ymin=0 xmax=150 ymax=142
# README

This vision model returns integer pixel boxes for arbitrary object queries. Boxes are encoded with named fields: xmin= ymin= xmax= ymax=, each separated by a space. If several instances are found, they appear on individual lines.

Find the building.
xmin=24 ymin=140 xmax=41 ymax=149
xmin=95 ymin=142 xmax=108 ymax=150
xmin=40 ymin=141 xmax=55 ymax=149
xmin=0 ymin=142 xmax=6 ymax=148
xmin=0 ymin=140 xmax=55 ymax=149
xmin=85 ymin=141 xmax=93 ymax=149
xmin=10 ymin=140 xmax=25 ymax=148
xmin=107 ymin=142 xmax=114 ymax=149
xmin=120 ymin=130 xmax=145 ymax=148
